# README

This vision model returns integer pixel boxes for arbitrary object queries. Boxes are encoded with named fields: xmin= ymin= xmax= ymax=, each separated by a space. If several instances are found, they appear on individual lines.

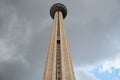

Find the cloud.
xmin=0 ymin=0 xmax=53 ymax=80
xmin=66 ymin=0 xmax=120 ymax=65
xmin=98 ymin=54 xmax=120 ymax=73
xmin=74 ymin=53 xmax=120 ymax=80
xmin=89 ymin=54 xmax=120 ymax=80
xmin=74 ymin=66 xmax=98 ymax=80
xmin=0 ymin=40 xmax=24 ymax=62
xmin=0 ymin=2 xmax=31 ymax=80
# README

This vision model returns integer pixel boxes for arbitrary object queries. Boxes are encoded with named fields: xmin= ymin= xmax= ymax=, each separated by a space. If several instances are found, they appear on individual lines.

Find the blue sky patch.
xmin=90 ymin=65 xmax=120 ymax=80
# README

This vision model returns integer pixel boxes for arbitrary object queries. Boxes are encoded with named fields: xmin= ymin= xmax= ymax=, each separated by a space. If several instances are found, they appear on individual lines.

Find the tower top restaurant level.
xmin=50 ymin=3 xmax=67 ymax=19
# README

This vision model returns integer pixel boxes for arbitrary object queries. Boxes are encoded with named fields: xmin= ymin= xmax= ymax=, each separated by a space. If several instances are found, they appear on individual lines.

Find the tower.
xmin=43 ymin=3 xmax=75 ymax=80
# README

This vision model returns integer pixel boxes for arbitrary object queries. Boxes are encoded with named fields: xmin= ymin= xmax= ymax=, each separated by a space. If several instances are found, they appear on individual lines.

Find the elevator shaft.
xmin=56 ymin=11 xmax=61 ymax=80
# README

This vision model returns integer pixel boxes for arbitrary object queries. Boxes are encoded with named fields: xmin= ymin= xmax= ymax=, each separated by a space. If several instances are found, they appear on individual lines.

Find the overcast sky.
xmin=0 ymin=0 xmax=120 ymax=80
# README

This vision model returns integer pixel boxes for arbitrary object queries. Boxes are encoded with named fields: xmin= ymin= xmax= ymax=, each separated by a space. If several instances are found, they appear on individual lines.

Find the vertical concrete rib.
xmin=43 ymin=12 xmax=58 ymax=80
xmin=59 ymin=11 xmax=75 ymax=80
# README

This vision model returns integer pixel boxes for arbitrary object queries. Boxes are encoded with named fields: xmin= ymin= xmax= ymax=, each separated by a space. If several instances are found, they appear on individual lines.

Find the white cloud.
xmin=98 ymin=54 xmax=120 ymax=74
xmin=74 ymin=53 xmax=120 ymax=80
xmin=74 ymin=66 xmax=98 ymax=80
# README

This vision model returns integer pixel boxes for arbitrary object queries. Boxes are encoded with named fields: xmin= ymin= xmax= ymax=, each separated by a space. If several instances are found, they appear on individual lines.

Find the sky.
xmin=0 ymin=0 xmax=120 ymax=80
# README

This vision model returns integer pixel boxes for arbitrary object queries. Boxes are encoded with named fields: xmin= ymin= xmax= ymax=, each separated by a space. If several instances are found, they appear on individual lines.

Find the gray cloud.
xmin=66 ymin=0 xmax=120 ymax=65
xmin=0 ymin=1 xmax=51 ymax=80
xmin=0 ymin=0 xmax=120 ymax=80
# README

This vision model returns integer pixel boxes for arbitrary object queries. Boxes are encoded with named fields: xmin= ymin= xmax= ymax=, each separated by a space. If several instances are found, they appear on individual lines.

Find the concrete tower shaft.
xmin=43 ymin=3 xmax=75 ymax=80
